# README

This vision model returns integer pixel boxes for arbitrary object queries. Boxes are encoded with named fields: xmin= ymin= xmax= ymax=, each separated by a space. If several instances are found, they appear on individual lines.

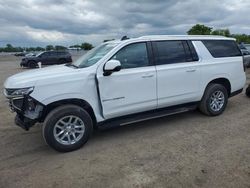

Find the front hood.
xmin=22 ymin=56 xmax=36 ymax=61
xmin=4 ymin=65 xmax=78 ymax=88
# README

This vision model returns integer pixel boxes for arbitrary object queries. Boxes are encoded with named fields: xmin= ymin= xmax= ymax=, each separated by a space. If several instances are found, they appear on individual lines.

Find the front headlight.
xmin=5 ymin=87 xmax=34 ymax=97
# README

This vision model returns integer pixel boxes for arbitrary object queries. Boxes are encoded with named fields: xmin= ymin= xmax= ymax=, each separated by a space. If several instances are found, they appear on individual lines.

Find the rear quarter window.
xmin=202 ymin=40 xmax=242 ymax=58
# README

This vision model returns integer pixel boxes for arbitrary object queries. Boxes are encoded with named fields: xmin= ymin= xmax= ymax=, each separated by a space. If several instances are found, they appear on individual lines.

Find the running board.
xmin=97 ymin=102 xmax=198 ymax=130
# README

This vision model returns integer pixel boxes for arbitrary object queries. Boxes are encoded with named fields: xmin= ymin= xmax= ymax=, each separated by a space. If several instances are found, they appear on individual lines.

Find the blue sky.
xmin=0 ymin=0 xmax=250 ymax=47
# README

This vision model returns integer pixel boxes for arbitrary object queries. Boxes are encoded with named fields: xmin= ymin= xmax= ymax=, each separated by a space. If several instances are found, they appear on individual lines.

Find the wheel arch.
xmin=40 ymin=98 xmax=97 ymax=127
xmin=205 ymin=78 xmax=231 ymax=96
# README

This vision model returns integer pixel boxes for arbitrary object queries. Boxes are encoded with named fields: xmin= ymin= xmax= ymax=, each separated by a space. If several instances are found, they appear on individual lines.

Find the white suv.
xmin=4 ymin=35 xmax=246 ymax=152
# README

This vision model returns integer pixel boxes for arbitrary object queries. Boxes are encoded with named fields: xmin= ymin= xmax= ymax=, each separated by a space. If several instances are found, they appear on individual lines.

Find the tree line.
xmin=187 ymin=24 xmax=250 ymax=43
xmin=0 ymin=42 xmax=94 ymax=53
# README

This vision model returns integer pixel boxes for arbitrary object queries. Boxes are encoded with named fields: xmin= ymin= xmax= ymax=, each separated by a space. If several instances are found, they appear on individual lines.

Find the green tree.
xmin=35 ymin=46 xmax=45 ymax=51
xmin=81 ymin=42 xmax=93 ymax=50
xmin=46 ymin=45 xmax=54 ymax=51
xmin=55 ymin=45 xmax=67 ymax=51
xmin=5 ymin=44 xmax=14 ymax=52
xmin=211 ymin=29 xmax=231 ymax=37
xmin=69 ymin=44 xmax=81 ymax=48
xmin=187 ymin=24 xmax=213 ymax=35
xmin=231 ymin=34 xmax=250 ymax=43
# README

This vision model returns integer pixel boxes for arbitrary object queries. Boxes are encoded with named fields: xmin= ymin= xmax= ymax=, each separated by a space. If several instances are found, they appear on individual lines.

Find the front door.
xmin=97 ymin=42 xmax=157 ymax=119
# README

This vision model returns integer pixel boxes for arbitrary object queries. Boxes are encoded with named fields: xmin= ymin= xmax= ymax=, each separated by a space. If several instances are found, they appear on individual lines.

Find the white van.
xmin=4 ymin=35 xmax=246 ymax=152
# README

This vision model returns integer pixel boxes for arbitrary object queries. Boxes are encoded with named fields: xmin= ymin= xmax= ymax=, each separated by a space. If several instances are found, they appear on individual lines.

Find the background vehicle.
xmin=241 ymin=49 xmax=250 ymax=67
xmin=14 ymin=52 xmax=28 ymax=56
xmin=4 ymin=35 xmax=246 ymax=152
xmin=20 ymin=51 xmax=72 ymax=68
xmin=239 ymin=44 xmax=250 ymax=67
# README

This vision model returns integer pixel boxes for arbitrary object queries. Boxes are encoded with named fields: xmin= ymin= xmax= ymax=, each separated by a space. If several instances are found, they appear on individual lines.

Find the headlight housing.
xmin=5 ymin=87 xmax=34 ymax=98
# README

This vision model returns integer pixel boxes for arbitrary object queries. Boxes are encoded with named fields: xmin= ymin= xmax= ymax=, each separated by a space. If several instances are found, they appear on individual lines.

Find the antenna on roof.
xmin=121 ymin=36 xmax=129 ymax=41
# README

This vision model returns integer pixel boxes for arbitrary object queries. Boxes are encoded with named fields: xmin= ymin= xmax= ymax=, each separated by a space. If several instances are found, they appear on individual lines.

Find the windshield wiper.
xmin=65 ymin=63 xmax=79 ymax=68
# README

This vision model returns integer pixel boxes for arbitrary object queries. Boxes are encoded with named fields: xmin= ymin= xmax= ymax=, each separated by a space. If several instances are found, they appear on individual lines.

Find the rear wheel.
xmin=246 ymin=85 xmax=250 ymax=98
xmin=199 ymin=84 xmax=228 ymax=116
xmin=42 ymin=105 xmax=93 ymax=152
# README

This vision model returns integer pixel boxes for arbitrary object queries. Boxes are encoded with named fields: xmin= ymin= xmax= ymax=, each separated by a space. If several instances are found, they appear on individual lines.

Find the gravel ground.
xmin=0 ymin=55 xmax=250 ymax=188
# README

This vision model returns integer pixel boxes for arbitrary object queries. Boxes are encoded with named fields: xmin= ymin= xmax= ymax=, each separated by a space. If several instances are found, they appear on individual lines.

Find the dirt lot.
xmin=0 ymin=54 xmax=250 ymax=188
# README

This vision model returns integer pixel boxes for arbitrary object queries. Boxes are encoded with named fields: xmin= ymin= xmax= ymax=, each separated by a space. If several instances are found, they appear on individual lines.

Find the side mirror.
xmin=103 ymin=60 xmax=121 ymax=76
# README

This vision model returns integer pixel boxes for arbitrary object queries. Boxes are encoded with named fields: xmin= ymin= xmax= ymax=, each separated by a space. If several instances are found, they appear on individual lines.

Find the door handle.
xmin=142 ymin=74 xmax=154 ymax=78
xmin=186 ymin=69 xmax=196 ymax=72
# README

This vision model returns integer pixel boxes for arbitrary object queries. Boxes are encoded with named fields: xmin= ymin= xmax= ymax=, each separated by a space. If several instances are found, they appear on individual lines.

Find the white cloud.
xmin=0 ymin=0 xmax=249 ymax=46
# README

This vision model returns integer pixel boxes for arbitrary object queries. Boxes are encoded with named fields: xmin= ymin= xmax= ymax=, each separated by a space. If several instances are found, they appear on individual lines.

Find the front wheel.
xmin=42 ymin=105 xmax=93 ymax=152
xmin=28 ymin=61 xmax=37 ymax=68
xmin=199 ymin=84 xmax=228 ymax=116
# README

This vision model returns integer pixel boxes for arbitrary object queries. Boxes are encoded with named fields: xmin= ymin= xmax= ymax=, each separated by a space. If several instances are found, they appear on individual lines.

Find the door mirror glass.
xmin=103 ymin=60 xmax=121 ymax=76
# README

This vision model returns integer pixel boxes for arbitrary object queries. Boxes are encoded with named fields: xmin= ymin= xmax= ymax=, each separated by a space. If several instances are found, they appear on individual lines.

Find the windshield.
xmin=73 ymin=42 xmax=118 ymax=68
xmin=36 ymin=52 xmax=44 ymax=57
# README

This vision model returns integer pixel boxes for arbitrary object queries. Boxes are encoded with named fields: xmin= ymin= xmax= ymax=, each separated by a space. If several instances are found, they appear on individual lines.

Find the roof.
xmin=138 ymin=35 xmax=235 ymax=41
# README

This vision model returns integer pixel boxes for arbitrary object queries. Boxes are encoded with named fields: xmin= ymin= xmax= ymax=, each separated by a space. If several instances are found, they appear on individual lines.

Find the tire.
xmin=246 ymin=86 xmax=250 ymax=98
xmin=28 ymin=61 xmax=37 ymax=68
xmin=42 ymin=105 xmax=93 ymax=152
xmin=199 ymin=84 xmax=228 ymax=116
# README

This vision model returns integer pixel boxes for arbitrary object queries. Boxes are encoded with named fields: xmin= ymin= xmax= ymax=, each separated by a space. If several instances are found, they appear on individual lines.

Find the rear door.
xmin=97 ymin=42 xmax=157 ymax=119
xmin=152 ymin=40 xmax=201 ymax=108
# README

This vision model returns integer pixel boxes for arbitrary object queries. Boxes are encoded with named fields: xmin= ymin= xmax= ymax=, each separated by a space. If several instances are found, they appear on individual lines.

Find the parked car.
xmin=4 ymin=35 xmax=246 ymax=152
xmin=14 ymin=52 xmax=28 ymax=56
xmin=241 ymin=49 xmax=250 ymax=67
xmin=239 ymin=44 xmax=250 ymax=67
xmin=20 ymin=51 xmax=72 ymax=68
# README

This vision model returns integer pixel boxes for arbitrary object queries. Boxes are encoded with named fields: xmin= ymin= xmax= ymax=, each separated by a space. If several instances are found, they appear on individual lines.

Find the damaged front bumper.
xmin=4 ymin=89 xmax=44 ymax=130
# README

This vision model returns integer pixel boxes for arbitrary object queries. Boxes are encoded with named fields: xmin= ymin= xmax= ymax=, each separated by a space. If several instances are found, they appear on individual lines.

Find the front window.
xmin=111 ymin=42 xmax=149 ymax=69
xmin=73 ymin=42 xmax=118 ymax=68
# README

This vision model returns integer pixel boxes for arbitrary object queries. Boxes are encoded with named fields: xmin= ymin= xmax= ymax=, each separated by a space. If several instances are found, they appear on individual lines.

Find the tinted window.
xmin=202 ymin=40 xmax=242 ymax=58
xmin=153 ymin=41 xmax=190 ymax=65
xmin=112 ymin=43 xmax=149 ymax=69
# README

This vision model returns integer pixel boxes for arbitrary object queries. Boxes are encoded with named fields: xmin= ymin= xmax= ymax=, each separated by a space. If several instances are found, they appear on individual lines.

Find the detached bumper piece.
xmin=15 ymin=114 xmax=36 ymax=131
xmin=7 ymin=96 xmax=44 ymax=131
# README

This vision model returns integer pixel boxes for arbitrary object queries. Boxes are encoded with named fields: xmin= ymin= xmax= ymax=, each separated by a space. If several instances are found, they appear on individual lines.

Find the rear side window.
xmin=152 ymin=40 xmax=198 ymax=65
xmin=202 ymin=40 xmax=242 ymax=58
